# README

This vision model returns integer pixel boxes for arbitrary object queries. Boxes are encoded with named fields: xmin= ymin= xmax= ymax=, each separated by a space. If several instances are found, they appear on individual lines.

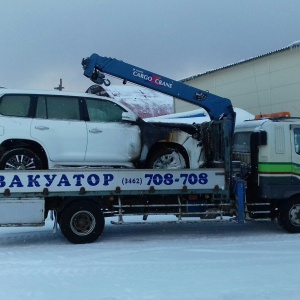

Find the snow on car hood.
xmin=145 ymin=107 xmax=254 ymax=125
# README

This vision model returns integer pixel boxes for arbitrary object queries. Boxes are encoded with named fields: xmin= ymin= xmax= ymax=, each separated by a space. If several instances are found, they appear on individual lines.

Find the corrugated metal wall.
xmin=176 ymin=47 xmax=300 ymax=116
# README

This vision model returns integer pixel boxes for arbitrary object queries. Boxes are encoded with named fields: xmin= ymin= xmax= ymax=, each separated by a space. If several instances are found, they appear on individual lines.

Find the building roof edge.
xmin=181 ymin=41 xmax=300 ymax=83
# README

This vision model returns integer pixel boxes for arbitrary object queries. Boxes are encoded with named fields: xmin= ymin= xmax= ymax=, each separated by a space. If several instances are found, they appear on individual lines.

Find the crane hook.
xmin=103 ymin=79 xmax=111 ymax=86
xmin=91 ymin=70 xmax=111 ymax=86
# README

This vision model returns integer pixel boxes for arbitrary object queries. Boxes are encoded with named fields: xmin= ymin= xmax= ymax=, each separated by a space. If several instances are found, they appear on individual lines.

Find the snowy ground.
xmin=0 ymin=216 xmax=299 ymax=300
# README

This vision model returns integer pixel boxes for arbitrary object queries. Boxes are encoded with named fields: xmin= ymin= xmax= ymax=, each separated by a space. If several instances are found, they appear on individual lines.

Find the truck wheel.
xmin=278 ymin=198 xmax=300 ymax=233
xmin=60 ymin=201 xmax=105 ymax=244
xmin=0 ymin=148 xmax=43 ymax=170
xmin=148 ymin=148 xmax=187 ymax=169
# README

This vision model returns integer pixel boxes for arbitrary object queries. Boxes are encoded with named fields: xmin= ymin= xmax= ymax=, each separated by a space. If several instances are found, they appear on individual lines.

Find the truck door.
xmin=291 ymin=126 xmax=300 ymax=173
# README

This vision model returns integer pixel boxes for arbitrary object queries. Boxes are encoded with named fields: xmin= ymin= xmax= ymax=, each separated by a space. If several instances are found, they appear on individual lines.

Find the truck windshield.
xmin=233 ymin=132 xmax=252 ymax=153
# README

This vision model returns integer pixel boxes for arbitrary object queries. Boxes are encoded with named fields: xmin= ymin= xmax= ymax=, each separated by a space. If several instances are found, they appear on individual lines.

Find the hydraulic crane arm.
xmin=82 ymin=53 xmax=235 ymax=126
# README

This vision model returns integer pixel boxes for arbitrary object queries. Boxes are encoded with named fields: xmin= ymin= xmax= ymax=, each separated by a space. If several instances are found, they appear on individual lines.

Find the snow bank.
xmin=0 ymin=217 xmax=298 ymax=300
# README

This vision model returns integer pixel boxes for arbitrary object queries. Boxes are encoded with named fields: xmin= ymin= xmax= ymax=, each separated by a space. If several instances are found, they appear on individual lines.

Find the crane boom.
xmin=82 ymin=53 xmax=235 ymax=127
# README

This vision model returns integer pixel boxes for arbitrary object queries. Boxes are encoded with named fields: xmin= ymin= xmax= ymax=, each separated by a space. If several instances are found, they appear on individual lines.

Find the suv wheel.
xmin=0 ymin=148 xmax=43 ymax=170
xmin=148 ymin=148 xmax=187 ymax=169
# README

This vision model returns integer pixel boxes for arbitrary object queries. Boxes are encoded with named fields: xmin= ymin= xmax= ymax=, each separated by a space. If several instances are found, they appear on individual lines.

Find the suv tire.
xmin=148 ymin=148 xmax=187 ymax=169
xmin=0 ymin=148 xmax=43 ymax=170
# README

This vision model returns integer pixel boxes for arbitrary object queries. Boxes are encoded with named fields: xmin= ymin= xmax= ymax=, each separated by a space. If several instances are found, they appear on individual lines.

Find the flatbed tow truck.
xmin=0 ymin=54 xmax=298 ymax=244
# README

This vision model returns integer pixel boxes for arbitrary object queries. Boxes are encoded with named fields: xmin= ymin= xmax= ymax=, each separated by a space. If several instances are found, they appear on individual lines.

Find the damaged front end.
xmin=138 ymin=119 xmax=230 ymax=170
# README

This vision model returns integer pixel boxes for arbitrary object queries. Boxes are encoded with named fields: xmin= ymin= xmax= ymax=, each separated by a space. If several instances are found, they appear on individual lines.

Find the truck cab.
xmin=233 ymin=116 xmax=300 ymax=231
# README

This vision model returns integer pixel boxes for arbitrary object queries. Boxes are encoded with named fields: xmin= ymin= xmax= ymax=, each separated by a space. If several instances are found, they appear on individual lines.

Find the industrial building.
xmin=176 ymin=41 xmax=300 ymax=117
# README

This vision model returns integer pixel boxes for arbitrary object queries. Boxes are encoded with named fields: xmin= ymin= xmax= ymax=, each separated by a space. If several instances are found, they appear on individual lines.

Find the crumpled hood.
xmin=146 ymin=121 xmax=198 ymax=135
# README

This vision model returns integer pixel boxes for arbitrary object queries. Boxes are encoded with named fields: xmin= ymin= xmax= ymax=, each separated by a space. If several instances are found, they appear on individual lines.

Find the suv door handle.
xmin=89 ymin=128 xmax=103 ymax=133
xmin=35 ymin=126 xmax=49 ymax=130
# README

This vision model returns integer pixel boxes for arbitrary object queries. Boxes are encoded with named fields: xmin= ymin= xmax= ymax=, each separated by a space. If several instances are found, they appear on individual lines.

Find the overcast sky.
xmin=0 ymin=0 xmax=300 ymax=92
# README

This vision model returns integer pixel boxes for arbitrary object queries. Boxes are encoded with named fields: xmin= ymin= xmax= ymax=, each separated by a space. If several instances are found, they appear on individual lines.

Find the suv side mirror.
xmin=122 ymin=111 xmax=137 ymax=122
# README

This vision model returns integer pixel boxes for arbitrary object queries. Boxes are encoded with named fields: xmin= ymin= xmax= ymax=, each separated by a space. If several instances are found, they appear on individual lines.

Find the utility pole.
xmin=54 ymin=79 xmax=64 ymax=91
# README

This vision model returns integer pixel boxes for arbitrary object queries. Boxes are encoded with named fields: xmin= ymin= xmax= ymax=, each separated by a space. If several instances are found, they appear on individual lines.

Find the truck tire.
xmin=148 ymin=148 xmax=187 ymax=169
xmin=60 ymin=201 xmax=105 ymax=244
xmin=0 ymin=148 xmax=43 ymax=170
xmin=278 ymin=198 xmax=300 ymax=233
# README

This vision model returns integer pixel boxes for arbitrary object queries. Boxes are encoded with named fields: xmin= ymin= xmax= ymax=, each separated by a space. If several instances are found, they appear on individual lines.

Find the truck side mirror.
xmin=254 ymin=131 xmax=267 ymax=146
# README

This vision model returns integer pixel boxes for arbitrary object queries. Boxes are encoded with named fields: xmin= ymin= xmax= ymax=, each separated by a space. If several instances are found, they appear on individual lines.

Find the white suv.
xmin=0 ymin=89 xmax=203 ymax=170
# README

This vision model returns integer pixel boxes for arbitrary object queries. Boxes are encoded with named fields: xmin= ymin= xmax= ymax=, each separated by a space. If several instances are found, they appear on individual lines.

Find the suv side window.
xmin=86 ymin=98 xmax=124 ymax=122
xmin=0 ymin=95 xmax=31 ymax=117
xmin=36 ymin=96 xmax=80 ymax=120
